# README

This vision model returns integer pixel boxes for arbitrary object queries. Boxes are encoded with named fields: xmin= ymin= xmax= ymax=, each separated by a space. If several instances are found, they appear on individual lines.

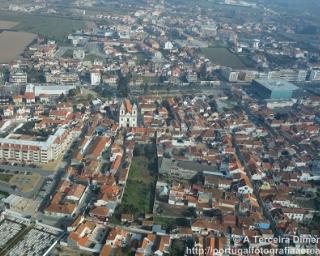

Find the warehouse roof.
xmin=254 ymin=79 xmax=299 ymax=91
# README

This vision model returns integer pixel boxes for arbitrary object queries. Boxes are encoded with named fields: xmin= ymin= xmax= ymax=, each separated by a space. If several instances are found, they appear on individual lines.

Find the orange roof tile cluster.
xmin=68 ymin=220 xmax=100 ymax=248
xmin=47 ymin=202 xmax=76 ymax=215
xmin=24 ymin=92 xmax=35 ymax=100
xmin=66 ymin=184 xmax=86 ymax=200
xmin=88 ymin=136 xmax=111 ymax=159
xmin=123 ymin=99 xmax=133 ymax=113
xmin=100 ymin=244 xmax=112 ymax=256
xmin=110 ymin=155 xmax=122 ymax=172
xmin=89 ymin=206 xmax=109 ymax=219
xmin=49 ymin=109 xmax=71 ymax=119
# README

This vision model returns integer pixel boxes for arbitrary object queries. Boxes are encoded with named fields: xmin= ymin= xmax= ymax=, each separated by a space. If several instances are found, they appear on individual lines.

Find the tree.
xmin=170 ymin=239 xmax=188 ymax=256
xmin=143 ymin=83 xmax=148 ymax=93
xmin=68 ymin=89 xmax=77 ymax=97
xmin=133 ymin=146 xmax=143 ymax=156
xmin=182 ymin=207 xmax=197 ymax=218
xmin=68 ymin=87 xmax=81 ymax=97
xmin=81 ymin=106 xmax=86 ymax=114
xmin=58 ymin=93 xmax=67 ymax=102
xmin=199 ymin=63 xmax=207 ymax=79
xmin=117 ymin=72 xmax=130 ymax=97
xmin=86 ymin=93 xmax=94 ymax=102
xmin=144 ymin=144 xmax=156 ymax=158
xmin=27 ymin=68 xmax=45 ymax=83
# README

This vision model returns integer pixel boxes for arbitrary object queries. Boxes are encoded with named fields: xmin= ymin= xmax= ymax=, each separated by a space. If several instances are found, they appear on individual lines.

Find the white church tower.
xmin=119 ymin=99 xmax=138 ymax=127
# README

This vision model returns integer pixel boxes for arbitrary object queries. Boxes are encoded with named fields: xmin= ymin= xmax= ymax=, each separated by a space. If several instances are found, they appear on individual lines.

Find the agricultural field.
xmin=201 ymin=47 xmax=248 ymax=69
xmin=0 ymin=31 xmax=36 ymax=64
xmin=0 ymin=11 xmax=84 ymax=42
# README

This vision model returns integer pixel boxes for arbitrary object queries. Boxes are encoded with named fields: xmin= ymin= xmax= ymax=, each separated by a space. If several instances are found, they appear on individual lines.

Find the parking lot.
xmin=7 ymin=229 xmax=57 ymax=256
xmin=0 ymin=165 xmax=51 ymax=199
xmin=0 ymin=220 xmax=24 ymax=248
xmin=9 ymin=173 xmax=42 ymax=193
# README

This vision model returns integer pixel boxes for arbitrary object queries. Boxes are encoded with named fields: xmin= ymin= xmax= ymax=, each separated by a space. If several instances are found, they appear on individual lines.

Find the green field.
xmin=201 ymin=47 xmax=248 ymax=69
xmin=0 ymin=190 xmax=9 ymax=197
xmin=84 ymin=54 xmax=104 ymax=62
xmin=117 ymin=144 xmax=158 ymax=218
xmin=61 ymin=49 xmax=74 ymax=59
xmin=134 ymin=52 xmax=149 ymax=65
xmin=153 ymin=216 xmax=190 ymax=232
xmin=0 ymin=11 xmax=84 ymax=41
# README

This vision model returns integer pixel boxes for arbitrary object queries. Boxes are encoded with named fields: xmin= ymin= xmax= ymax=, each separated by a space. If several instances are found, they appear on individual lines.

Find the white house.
xmin=164 ymin=41 xmax=174 ymax=50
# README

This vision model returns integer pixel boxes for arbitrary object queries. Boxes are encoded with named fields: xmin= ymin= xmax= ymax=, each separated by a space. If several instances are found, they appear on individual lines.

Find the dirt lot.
xmin=39 ymin=154 xmax=64 ymax=171
xmin=0 ymin=20 xmax=18 ymax=29
xmin=9 ymin=173 xmax=42 ymax=193
xmin=0 ymin=31 xmax=36 ymax=63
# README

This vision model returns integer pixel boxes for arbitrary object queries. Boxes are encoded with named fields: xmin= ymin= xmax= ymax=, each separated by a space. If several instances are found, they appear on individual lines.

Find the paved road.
xmin=232 ymin=100 xmax=289 ymax=255
xmin=0 ymin=175 xmax=45 ymax=199
xmin=0 ymin=165 xmax=53 ymax=176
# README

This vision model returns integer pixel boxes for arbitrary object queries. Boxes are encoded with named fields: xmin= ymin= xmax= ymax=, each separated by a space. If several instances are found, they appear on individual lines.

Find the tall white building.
xmin=119 ymin=100 xmax=138 ymax=128
xmin=310 ymin=69 xmax=320 ymax=81
xmin=90 ymin=71 xmax=101 ymax=86
xmin=267 ymin=69 xmax=307 ymax=82
xmin=252 ymin=39 xmax=260 ymax=50
xmin=9 ymin=72 xmax=27 ymax=84
xmin=0 ymin=127 xmax=72 ymax=163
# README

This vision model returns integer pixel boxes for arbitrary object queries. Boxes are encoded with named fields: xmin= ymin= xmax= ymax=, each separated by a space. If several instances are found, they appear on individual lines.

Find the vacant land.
xmin=0 ymin=31 xmax=36 ymax=63
xmin=0 ymin=20 xmax=18 ymax=29
xmin=52 ymin=245 xmax=93 ymax=256
xmin=201 ymin=47 xmax=247 ymax=69
xmin=0 ymin=11 xmax=84 ymax=41
xmin=10 ymin=173 xmax=42 ymax=193
xmin=0 ymin=173 xmax=13 ymax=183
xmin=153 ymin=216 xmax=190 ymax=232
xmin=120 ymin=144 xmax=158 ymax=217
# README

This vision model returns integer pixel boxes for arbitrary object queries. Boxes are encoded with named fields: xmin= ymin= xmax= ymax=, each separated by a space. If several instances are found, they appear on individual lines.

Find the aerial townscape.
xmin=0 ymin=0 xmax=320 ymax=255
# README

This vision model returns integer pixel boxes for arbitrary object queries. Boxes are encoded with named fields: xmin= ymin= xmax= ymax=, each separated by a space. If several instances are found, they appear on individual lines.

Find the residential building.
xmin=9 ymin=72 xmax=27 ymax=84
